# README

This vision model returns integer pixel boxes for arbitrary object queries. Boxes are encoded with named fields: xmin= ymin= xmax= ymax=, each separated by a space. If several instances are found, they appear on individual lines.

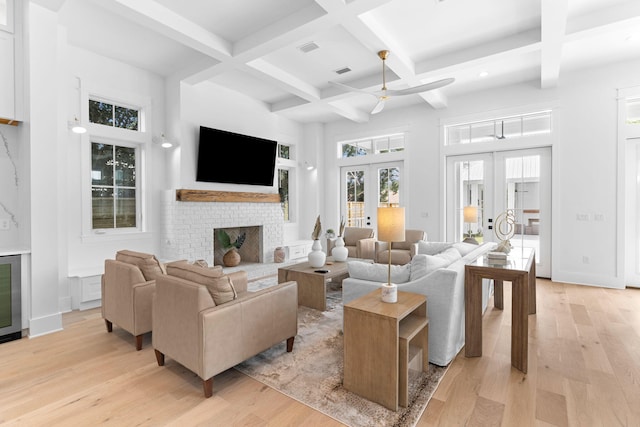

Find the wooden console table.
xmin=464 ymin=247 xmax=536 ymax=373
xmin=344 ymin=289 xmax=429 ymax=411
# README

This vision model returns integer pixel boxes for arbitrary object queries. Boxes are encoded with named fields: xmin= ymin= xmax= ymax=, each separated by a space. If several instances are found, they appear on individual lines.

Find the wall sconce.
xmin=160 ymin=134 xmax=173 ymax=148
xmin=303 ymin=161 xmax=315 ymax=171
xmin=69 ymin=116 xmax=86 ymax=134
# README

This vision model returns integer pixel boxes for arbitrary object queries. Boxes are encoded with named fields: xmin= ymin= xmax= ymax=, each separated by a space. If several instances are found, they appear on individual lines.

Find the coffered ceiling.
xmin=51 ymin=0 xmax=640 ymax=123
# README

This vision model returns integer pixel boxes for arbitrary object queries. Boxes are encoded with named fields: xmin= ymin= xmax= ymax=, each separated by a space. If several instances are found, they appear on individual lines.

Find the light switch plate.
xmin=0 ymin=219 xmax=9 ymax=230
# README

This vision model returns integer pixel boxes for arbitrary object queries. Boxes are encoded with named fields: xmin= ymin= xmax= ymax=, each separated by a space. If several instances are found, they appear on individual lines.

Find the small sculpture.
xmin=494 ymin=209 xmax=516 ymax=253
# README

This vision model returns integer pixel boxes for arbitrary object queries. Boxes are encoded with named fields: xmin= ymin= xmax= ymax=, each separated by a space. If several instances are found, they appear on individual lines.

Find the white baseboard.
xmin=28 ymin=312 xmax=63 ymax=338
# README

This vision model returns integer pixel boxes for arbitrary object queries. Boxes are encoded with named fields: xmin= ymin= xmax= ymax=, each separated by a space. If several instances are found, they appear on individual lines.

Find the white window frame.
xmin=0 ymin=0 xmax=14 ymax=33
xmin=80 ymin=85 xmax=151 ymax=240
xmin=276 ymin=142 xmax=297 ymax=223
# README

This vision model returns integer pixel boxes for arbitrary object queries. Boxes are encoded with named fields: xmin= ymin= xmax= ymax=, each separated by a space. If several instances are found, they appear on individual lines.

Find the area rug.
xmin=236 ymin=280 xmax=448 ymax=427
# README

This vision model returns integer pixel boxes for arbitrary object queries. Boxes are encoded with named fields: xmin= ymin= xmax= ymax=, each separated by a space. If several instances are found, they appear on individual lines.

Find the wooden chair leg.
xmin=286 ymin=336 xmax=295 ymax=352
xmin=105 ymin=319 xmax=113 ymax=333
xmin=203 ymin=378 xmax=213 ymax=398
xmin=154 ymin=349 xmax=165 ymax=366
xmin=135 ymin=335 xmax=143 ymax=351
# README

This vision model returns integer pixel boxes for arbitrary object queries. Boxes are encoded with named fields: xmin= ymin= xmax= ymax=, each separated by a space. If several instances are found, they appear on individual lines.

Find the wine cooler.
xmin=0 ymin=255 xmax=21 ymax=343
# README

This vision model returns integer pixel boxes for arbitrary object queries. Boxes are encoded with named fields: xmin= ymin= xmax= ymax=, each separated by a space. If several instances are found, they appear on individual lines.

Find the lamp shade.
xmin=463 ymin=205 xmax=478 ymax=223
xmin=377 ymin=207 xmax=405 ymax=242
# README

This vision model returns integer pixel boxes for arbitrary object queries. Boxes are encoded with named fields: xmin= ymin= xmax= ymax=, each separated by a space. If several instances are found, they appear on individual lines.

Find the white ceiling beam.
xmin=566 ymin=0 xmax=640 ymax=37
xmin=540 ymin=0 xmax=568 ymax=89
xmin=109 ymin=0 xmax=232 ymax=59
xmin=328 ymin=100 xmax=370 ymax=123
xmin=246 ymin=59 xmax=321 ymax=101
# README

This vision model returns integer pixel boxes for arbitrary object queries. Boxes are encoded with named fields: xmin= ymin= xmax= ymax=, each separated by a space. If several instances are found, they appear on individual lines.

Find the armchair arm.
xmin=410 ymin=242 xmax=419 ymax=259
xmin=357 ymin=238 xmax=376 ymax=260
xmin=375 ymin=241 xmax=390 ymax=263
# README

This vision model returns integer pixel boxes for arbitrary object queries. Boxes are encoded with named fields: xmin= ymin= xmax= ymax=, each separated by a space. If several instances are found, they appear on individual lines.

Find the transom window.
xmin=89 ymin=98 xmax=140 ymax=131
xmin=445 ymin=111 xmax=552 ymax=145
xmin=91 ymin=142 xmax=137 ymax=229
xmin=278 ymin=144 xmax=290 ymax=159
xmin=341 ymin=133 xmax=405 ymax=158
xmin=627 ymin=99 xmax=640 ymax=124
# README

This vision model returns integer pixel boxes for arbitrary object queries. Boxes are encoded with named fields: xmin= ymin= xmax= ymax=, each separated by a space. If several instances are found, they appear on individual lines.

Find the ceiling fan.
xmin=330 ymin=50 xmax=455 ymax=114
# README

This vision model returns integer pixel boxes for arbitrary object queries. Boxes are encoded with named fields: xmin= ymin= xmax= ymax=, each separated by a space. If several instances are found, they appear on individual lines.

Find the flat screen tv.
xmin=196 ymin=126 xmax=277 ymax=186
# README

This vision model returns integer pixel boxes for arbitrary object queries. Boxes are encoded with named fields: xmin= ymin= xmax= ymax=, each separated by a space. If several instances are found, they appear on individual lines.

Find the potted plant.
xmin=332 ymin=217 xmax=348 ymax=261
xmin=308 ymin=215 xmax=326 ymax=267
xmin=325 ymin=228 xmax=335 ymax=239
xmin=217 ymin=229 xmax=246 ymax=267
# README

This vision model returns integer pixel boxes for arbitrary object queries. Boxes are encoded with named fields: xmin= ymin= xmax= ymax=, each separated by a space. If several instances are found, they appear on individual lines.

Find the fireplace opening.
xmin=213 ymin=225 xmax=263 ymax=266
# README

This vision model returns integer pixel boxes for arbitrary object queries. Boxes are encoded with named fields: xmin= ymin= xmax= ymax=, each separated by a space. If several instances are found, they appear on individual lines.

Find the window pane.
xmin=114 ymin=106 xmax=139 ymax=130
xmin=89 ymin=100 xmax=113 ymax=126
xmin=378 ymin=167 xmax=400 ymax=206
xmin=91 ymin=143 xmax=113 ymax=185
xmin=92 ymin=187 xmax=114 ymax=229
xmin=278 ymin=145 xmax=290 ymax=159
xmin=278 ymin=169 xmax=289 ymax=221
xmin=115 ymin=188 xmax=136 ymax=228
xmin=115 ymin=146 xmax=136 ymax=187
xmin=627 ymin=99 xmax=640 ymax=124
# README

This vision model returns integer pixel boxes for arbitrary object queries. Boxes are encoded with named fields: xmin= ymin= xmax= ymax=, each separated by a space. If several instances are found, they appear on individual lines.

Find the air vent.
xmin=334 ymin=67 xmax=352 ymax=75
xmin=297 ymin=42 xmax=319 ymax=53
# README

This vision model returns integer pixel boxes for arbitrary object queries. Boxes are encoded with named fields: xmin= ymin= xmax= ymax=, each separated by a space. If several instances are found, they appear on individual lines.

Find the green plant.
xmin=217 ymin=229 xmax=246 ymax=252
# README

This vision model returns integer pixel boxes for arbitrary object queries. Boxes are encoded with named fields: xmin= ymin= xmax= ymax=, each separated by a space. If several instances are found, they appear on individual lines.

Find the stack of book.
xmin=487 ymin=251 xmax=508 ymax=265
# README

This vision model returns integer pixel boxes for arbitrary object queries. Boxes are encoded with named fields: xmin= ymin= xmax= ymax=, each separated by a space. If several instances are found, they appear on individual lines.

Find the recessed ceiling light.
xmin=479 ymin=71 xmax=489 ymax=78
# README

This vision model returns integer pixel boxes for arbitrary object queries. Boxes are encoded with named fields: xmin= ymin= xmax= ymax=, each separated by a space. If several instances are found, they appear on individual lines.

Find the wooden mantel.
xmin=0 ymin=118 xmax=20 ymax=126
xmin=176 ymin=189 xmax=281 ymax=203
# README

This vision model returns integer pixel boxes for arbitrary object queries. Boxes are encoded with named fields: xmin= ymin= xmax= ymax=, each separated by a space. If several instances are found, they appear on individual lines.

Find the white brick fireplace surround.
xmin=160 ymin=190 xmax=284 ymax=266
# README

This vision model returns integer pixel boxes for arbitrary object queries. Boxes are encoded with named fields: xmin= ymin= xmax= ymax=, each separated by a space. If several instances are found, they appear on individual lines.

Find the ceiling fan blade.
xmin=370 ymin=98 xmax=386 ymax=114
xmin=329 ymin=81 xmax=376 ymax=97
xmin=385 ymin=77 xmax=455 ymax=96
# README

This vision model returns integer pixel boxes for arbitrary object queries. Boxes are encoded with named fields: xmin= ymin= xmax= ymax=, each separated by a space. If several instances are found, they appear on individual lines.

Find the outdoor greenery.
xmin=89 ymin=99 xmax=139 ymax=131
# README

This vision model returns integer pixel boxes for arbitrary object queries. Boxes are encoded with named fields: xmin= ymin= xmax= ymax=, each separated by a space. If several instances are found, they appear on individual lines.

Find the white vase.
xmin=308 ymin=239 xmax=326 ymax=267
xmin=331 ymin=236 xmax=349 ymax=262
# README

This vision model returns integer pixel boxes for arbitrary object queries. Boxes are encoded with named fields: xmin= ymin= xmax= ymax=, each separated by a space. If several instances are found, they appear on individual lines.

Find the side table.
xmin=343 ymin=289 xmax=429 ymax=411
xmin=464 ymin=247 xmax=536 ymax=373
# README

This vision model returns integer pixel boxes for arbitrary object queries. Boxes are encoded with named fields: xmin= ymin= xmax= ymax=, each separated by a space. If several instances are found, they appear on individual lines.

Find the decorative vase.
xmin=274 ymin=246 xmax=286 ymax=263
xmin=381 ymin=283 xmax=397 ymax=303
xmin=223 ymin=248 xmax=241 ymax=267
xmin=331 ymin=236 xmax=349 ymax=262
xmin=308 ymin=239 xmax=326 ymax=268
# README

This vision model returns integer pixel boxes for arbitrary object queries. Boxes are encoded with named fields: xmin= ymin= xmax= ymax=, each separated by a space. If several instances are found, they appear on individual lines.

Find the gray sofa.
xmin=342 ymin=241 xmax=496 ymax=366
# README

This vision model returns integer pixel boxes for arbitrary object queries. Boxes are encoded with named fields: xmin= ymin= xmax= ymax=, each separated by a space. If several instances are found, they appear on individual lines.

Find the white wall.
xmin=322 ymin=59 xmax=640 ymax=288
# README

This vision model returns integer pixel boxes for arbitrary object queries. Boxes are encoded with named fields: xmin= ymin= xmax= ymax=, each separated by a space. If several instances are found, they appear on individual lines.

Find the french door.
xmin=446 ymin=148 xmax=551 ymax=277
xmin=625 ymin=138 xmax=640 ymax=287
xmin=340 ymin=161 xmax=403 ymax=230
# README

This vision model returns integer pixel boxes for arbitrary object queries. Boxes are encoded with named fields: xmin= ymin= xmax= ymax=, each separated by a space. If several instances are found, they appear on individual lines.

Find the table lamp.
xmin=463 ymin=205 xmax=478 ymax=244
xmin=377 ymin=206 xmax=405 ymax=303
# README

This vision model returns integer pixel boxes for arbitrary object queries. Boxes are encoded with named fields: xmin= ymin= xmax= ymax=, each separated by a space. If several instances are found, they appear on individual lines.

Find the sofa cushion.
xmin=409 ymin=248 xmax=462 ymax=281
xmin=347 ymin=260 xmax=411 ymax=284
xmin=452 ymin=242 xmax=478 ymax=257
xmin=166 ymin=260 xmax=224 ymax=281
xmin=206 ymin=275 xmax=238 ymax=305
xmin=116 ymin=249 xmax=166 ymax=281
xmin=417 ymin=241 xmax=453 ymax=256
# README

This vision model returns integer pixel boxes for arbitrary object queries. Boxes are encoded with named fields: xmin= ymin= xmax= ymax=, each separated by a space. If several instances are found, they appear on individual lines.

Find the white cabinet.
xmin=69 ymin=273 xmax=102 ymax=311
xmin=285 ymin=240 xmax=313 ymax=261
xmin=0 ymin=32 xmax=14 ymax=120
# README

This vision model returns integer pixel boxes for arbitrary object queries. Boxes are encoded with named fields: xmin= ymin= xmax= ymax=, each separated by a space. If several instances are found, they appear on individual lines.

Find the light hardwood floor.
xmin=1 ymin=279 xmax=639 ymax=426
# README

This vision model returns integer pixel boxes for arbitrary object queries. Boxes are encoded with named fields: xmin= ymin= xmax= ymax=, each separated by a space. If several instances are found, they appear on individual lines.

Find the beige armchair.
xmin=102 ymin=250 xmax=166 ymax=350
xmin=327 ymin=227 xmax=376 ymax=260
xmin=152 ymin=260 xmax=298 ymax=398
xmin=375 ymin=229 xmax=427 ymax=265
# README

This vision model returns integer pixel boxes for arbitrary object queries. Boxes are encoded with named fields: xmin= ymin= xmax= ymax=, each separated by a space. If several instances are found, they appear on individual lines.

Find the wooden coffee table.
xmin=277 ymin=257 xmax=355 ymax=311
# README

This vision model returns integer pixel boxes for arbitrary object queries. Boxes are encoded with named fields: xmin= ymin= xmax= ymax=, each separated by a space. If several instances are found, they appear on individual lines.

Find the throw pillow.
xmin=417 ymin=241 xmax=453 ymax=256
xmin=409 ymin=254 xmax=428 ymax=281
xmin=206 ymin=275 xmax=238 ymax=305
xmin=347 ymin=260 xmax=411 ymax=284
xmin=116 ymin=250 xmax=165 ymax=281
